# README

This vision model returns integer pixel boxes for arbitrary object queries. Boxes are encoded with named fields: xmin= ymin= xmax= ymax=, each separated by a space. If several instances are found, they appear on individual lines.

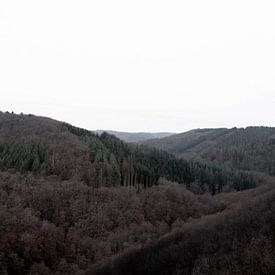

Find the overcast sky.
xmin=0 ymin=1 xmax=274 ymax=132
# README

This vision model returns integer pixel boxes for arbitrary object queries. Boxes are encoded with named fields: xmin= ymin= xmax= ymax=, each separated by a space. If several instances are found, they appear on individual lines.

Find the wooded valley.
xmin=0 ymin=112 xmax=274 ymax=274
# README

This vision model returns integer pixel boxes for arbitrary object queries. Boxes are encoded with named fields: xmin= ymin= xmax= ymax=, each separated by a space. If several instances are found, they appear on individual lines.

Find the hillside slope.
xmin=0 ymin=112 xmax=121 ymax=185
xmin=143 ymin=127 xmax=275 ymax=175
xmin=89 ymin=182 xmax=275 ymax=275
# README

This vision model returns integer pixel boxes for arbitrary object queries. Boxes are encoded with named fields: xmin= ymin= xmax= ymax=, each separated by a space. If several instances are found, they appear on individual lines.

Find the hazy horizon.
xmin=2 ymin=110 xmax=274 ymax=135
xmin=1 ymin=1 xmax=275 ymax=132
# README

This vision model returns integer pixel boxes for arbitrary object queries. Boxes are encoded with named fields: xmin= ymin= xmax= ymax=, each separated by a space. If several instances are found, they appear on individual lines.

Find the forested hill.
xmin=143 ymin=127 xmax=275 ymax=176
xmin=0 ymin=112 xmax=266 ymax=193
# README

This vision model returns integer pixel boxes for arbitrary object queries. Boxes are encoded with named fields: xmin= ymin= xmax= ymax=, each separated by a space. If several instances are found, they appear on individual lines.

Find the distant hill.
xmin=143 ymin=127 xmax=275 ymax=175
xmin=96 ymin=130 xmax=174 ymax=143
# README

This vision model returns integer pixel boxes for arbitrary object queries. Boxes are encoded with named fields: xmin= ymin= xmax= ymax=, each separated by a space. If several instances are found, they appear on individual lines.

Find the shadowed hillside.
xmin=88 ymin=182 xmax=275 ymax=275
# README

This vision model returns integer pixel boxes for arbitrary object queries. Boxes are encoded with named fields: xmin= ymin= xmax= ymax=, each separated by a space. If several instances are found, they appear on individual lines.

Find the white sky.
xmin=0 ymin=1 xmax=275 ymax=132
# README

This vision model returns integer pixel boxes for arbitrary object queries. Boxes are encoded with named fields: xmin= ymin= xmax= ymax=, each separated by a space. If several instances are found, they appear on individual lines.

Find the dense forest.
xmin=0 ymin=112 xmax=275 ymax=274
xmin=89 ymin=182 xmax=275 ymax=275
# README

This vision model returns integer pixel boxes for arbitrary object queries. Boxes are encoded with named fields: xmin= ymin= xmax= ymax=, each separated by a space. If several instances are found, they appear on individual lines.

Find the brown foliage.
xmin=0 ymin=171 xmax=204 ymax=274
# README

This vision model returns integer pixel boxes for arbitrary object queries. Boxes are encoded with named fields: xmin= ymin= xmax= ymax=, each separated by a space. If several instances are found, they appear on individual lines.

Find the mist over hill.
xmin=96 ymin=130 xmax=174 ymax=143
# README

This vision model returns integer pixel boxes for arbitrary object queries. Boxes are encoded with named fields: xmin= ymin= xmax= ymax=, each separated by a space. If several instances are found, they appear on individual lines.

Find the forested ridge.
xmin=143 ymin=127 xmax=275 ymax=176
xmin=0 ymin=112 xmax=267 ymax=194
xmin=0 ymin=111 xmax=275 ymax=274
